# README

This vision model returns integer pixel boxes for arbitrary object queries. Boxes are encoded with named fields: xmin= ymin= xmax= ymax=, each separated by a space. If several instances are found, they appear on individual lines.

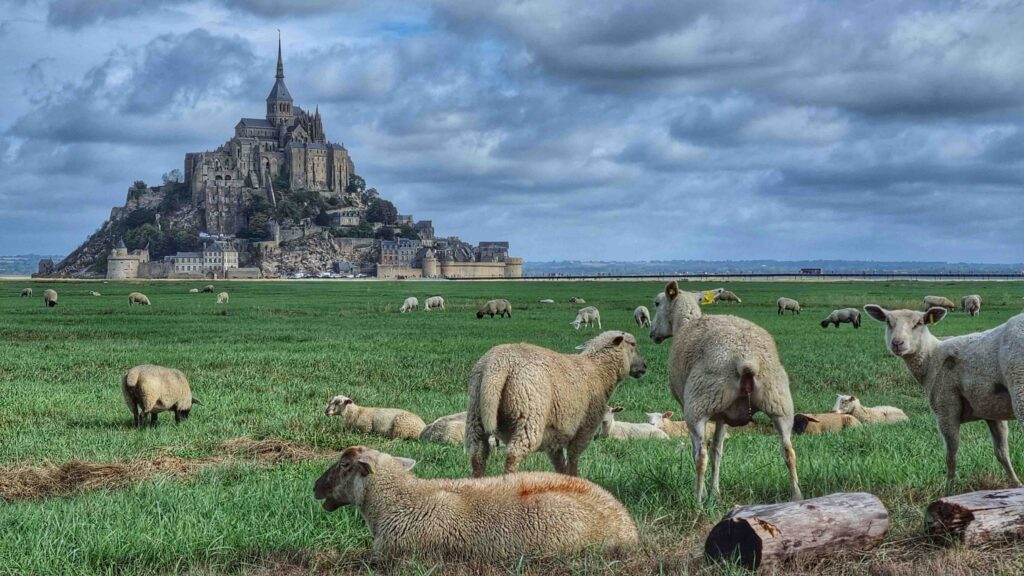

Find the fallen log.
xmin=926 ymin=488 xmax=1024 ymax=546
xmin=704 ymin=492 xmax=889 ymax=569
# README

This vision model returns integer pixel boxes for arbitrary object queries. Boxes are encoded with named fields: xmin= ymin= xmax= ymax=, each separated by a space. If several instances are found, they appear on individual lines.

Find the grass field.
xmin=1 ymin=279 xmax=1024 ymax=575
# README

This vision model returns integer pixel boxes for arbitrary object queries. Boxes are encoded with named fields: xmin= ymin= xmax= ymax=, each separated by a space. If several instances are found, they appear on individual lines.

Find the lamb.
xmin=314 ymin=446 xmax=639 ymax=560
xmin=419 ymin=412 xmax=469 ymax=444
xmin=863 ymin=304 xmax=1024 ymax=487
xmin=42 ymin=289 xmax=58 ymax=307
xmin=715 ymin=290 xmax=742 ymax=303
xmin=821 ymin=308 xmax=861 ymax=329
xmin=128 ymin=292 xmax=151 ymax=306
xmin=961 ymin=294 xmax=982 ymax=317
xmin=792 ymin=413 xmax=861 ymax=435
xmin=597 ymin=407 xmax=670 ymax=440
xmin=324 ymin=395 xmax=426 ymax=440
xmin=189 ymin=288 xmax=199 ymax=294
xmin=832 ymin=394 xmax=908 ymax=424
xmin=89 ymin=291 xmax=101 ymax=297
xmin=777 ymin=297 xmax=801 ymax=315
xmin=201 ymin=285 xmax=215 ymax=293
xmin=121 ymin=364 xmax=200 ymax=427
xmin=423 ymin=296 xmax=445 ymax=311
xmin=644 ymin=411 xmax=719 ymax=439
xmin=538 ymin=299 xmax=555 ymax=304
xmin=466 ymin=331 xmax=646 ymax=477
xmin=572 ymin=306 xmax=601 ymax=330
xmin=476 ymin=299 xmax=512 ymax=319
xmin=651 ymin=281 xmax=802 ymax=502
xmin=20 ymin=288 xmax=32 ymax=297
xmin=633 ymin=306 xmax=651 ymax=328
xmin=923 ymin=295 xmax=956 ymax=311
xmin=216 ymin=292 xmax=230 ymax=304
xmin=399 ymin=297 xmax=418 ymax=313
xmin=569 ymin=297 xmax=586 ymax=304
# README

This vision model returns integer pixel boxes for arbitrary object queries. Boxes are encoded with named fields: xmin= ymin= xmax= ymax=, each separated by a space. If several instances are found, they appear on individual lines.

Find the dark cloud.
xmin=45 ymin=0 xmax=365 ymax=29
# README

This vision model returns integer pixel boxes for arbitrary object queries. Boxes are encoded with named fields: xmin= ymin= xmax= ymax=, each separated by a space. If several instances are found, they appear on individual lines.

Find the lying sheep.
xmin=201 ymin=285 xmax=215 ymax=293
xmin=715 ymin=290 xmax=742 ymax=303
xmin=89 ymin=291 xmax=101 ymax=297
xmin=777 ymin=297 xmax=801 ymax=315
xmin=477 ymin=299 xmax=512 ymax=319
xmin=419 ymin=412 xmax=500 ymax=447
xmin=792 ymin=413 xmax=861 ymax=435
xmin=832 ymin=394 xmax=908 ymax=424
xmin=961 ymin=294 xmax=982 ymax=317
xmin=314 ymin=446 xmax=639 ymax=560
xmin=633 ymin=306 xmax=651 ymax=328
xmin=538 ymin=299 xmax=555 ymax=304
xmin=216 ymin=292 xmax=229 ymax=304
xmin=399 ymin=297 xmax=418 ymax=313
xmin=20 ymin=288 xmax=32 ymax=297
xmin=122 ymin=364 xmax=200 ymax=427
xmin=864 ymin=304 xmax=1024 ymax=487
xmin=644 ymin=411 xmax=720 ymax=439
xmin=189 ymin=288 xmax=199 ymax=294
xmin=466 ymin=331 xmax=646 ymax=477
xmin=128 ymin=292 xmax=151 ymax=306
xmin=651 ymin=281 xmax=802 ymax=503
xmin=821 ymin=308 xmax=861 ymax=329
xmin=43 ymin=289 xmax=58 ymax=307
xmin=569 ymin=297 xmax=586 ymax=304
xmin=597 ymin=407 xmax=670 ymax=440
xmin=423 ymin=296 xmax=445 ymax=311
xmin=325 ymin=395 xmax=426 ymax=440
xmin=923 ymin=295 xmax=956 ymax=311
xmin=572 ymin=306 xmax=601 ymax=330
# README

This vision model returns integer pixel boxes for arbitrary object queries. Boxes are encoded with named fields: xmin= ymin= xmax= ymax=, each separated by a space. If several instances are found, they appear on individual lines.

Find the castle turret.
xmin=422 ymin=249 xmax=438 ymax=278
xmin=266 ymin=33 xmax=294 ymax=127
xmin=505 ymin=256 xmax=524 ymax=278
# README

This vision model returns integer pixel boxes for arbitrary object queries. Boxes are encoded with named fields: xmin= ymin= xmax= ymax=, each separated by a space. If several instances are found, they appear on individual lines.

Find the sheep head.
xmin=576 ymin=331 xmax=646 ymax=378
xmin=314 ymin=446 xmax=416 ymax=512
xmin=864 ymin=305 xmax=946 ymax=357
xmin=832 ymin=394 xmax=858 ymax=414
xmin=644 ymin=411 xmax=673 ymax=429
xmin=325 ymin=395 xmax=354 ymax=416
xmin=650 ymin=281 xmax=703 ymax=344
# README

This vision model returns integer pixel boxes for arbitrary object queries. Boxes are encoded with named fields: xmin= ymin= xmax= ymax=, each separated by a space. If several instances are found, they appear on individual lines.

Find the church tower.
xmin=266 ymin=33 xmax=294 ymax=127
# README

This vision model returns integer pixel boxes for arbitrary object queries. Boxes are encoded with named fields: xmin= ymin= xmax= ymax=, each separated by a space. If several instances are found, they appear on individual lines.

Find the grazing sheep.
xmin=569 ymin=297 xmax=586 ymax=304
xmin=201 ymin=285 xmax=215 ymax=293
xmin=216 ymin=292 xmax=229 ymax=304
xmin=792 ymin=413 xmax=861 ymax=435
xmin=324 ymin=395 xmax=426 ymax=440
xmin=821 ymin=308 xmax=861 ymax=329
xmin=399 ymin=297 xmax=419 ymax=313
xmin=634 ymin=306 xmax=651 ymax=328
xmin=476 ymin=299 xmax=512 ymax=319
xmin=651 ymin=281 xmax=802 ymax=503
xmin=121 ymin=364 xmax=199 ymax=427
xmin=20 ymin=288 xmax=32 ymax=297
xmin=777 ymin=297 xmax=801 ymax=315
xmin=189 ymin=288 xmax=199 ymax=294
xmin=538 ymin=299 xmax=555 ymax=304
xmin=572 ymin=306 xmax=602 ymax=330
xmin=923 ymin=295 xmax=956 ymax=311
xmin=597 ymin=407 xmax=670 ymax=440
xmin=643 ymin=411 xmax=719 ymax=439
xmin=832 ymin=394 xmax=908 ymax=424
xmin=42 ymin=289 xmax=58 ymax=307
xmin=466 ymin=331 xmax=647 ymax=477
xmin=715 ymin=290 xmax=742 ymax=303
xmin=423 ymin=296 xmax=445 ymax=311
xmin=128 ymin=292 xmax=151 ymax=306
xmin=961 ymin=294 xmax=982 ymax=317
xmin=864 ymin=305 xmax=1024 ymax=487
xmin=88 ymin=291 xmax=101 ymax=297
xmin=313 ymin=446 xmax=639 ymax=560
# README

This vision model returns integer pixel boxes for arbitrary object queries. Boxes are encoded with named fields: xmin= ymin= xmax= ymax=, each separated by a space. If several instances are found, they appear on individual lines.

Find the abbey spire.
xmin=266 ymin=32 xmax=294 ymax=126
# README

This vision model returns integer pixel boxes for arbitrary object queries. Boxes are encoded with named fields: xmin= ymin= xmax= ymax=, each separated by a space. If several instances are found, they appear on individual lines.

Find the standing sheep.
xmin=324 ymin=395 xmax=426 ymax=440
xmin=313 ymin=446 xmax=639 ymax=560
xmin=423 ymin=296 xmax=445 ymax=311
xmin=216 ymin=292 xmax=230 ymax=304
xmin=597 ymin=407 xmax=669 ymax=440
xmin=961 ymin=294 xmax=982 ymax=317
xmin=832 ymin=394 xmax=908 ymax=424
xmin=777 ymin=297 xmax=801 ymax=315
xmin=633 ymin=306 xmax=651 ymax=328
xmin=201 ymin=285 xmax=215 ymax=293
xmin=923 ymin=295 xmax=956 ymax=311
xmin=20 ymin=288 xmax=32 ymax=297
xmin=42 ymin=289 xmax=58 ymax=307
xmin=466 ymin=331 xmax=646 ymax=477
xmin=476 ymin=299 xmax=512 ymax=319
xmin=122 ymin=364 xmax=200 ymax=427
xmin=863 ymin=305 xmax=1024 ymax=487
xmin=399 ymin=297 xmax=419 ymax=313
xmin=651 ymin=281 xmax=802 ymax=503
xmin=128 ymin=292 xmax=151 ymax=306
xmin=821 ymin=308 xmax=861 ymax=329
xmin=792 ymin=413 xmax=861 ymax=435
xmin=715 ymin=290 xmax=742 ymax=303
xmin=571 ymin=306 xmax=601 ymax=330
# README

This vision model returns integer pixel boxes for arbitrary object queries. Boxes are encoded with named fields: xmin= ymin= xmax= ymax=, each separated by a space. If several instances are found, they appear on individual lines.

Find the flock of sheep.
xmin=21 ymin=284 xmax=231 ymax=308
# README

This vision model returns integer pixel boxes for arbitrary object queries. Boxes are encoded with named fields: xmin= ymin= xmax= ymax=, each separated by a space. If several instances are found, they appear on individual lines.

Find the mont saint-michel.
xmin=51 ymin=39 xmax=522 ymax=280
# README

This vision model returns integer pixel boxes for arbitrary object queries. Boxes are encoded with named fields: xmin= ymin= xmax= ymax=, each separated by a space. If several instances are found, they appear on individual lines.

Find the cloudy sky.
xmin=0 ymin=0 xmax=1022 ymax=262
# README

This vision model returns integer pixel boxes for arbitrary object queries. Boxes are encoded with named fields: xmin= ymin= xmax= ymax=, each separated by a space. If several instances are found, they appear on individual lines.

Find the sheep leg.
xmin=563 ymin=432 xmax=594 ymax=477
xmin=149 ymin=413 xmax=159 ymax=427
xmin=466 ymin=415 xmax=491 ymax=478
xmin=772 ymin=414 xmax=802 ymax=501
xmin=503 ymin=423 xmax=535 ymax=475
xmin=937 ymin=417 xmax=961 ymax=491
xmin=688 ymin=417 xmax=709 ymax=504
xmin=709 ymin=422 xmax=728 ymax=499
xmin=546 ymin=448 xmax=567 ymax=474
xmin=985 ymin=420 xmax=1022 ymax=486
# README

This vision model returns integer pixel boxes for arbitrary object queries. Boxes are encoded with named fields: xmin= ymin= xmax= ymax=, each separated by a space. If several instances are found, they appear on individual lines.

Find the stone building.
xmin=165 ymin=243 xmax=240 ymax=276
xmin=106 ymin=239 xmax=150 ymax=279
xmin=376 ymin=238 xmax=523 ymax=279
xmin=326 ymin=209 xmax=362 ymax=227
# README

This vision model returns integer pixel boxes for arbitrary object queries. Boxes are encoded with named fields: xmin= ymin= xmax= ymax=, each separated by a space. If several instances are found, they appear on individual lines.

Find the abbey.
xmin=184 ymin=37 xmax=354 ymax=235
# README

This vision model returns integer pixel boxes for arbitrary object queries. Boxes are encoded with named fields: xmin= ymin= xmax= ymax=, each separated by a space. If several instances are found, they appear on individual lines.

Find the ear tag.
xmin=701 ymin=291 xmax=716 ymax=305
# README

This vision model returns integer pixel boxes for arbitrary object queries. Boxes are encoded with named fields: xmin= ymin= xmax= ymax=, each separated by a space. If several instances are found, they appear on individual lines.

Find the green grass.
xmin=1 ymin=279 xmax=1024 ymax=575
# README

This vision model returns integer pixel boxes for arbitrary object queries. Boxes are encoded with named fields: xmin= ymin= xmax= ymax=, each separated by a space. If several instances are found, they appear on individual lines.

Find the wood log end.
xmin=705 ymin=518 xmax=761 ymax=570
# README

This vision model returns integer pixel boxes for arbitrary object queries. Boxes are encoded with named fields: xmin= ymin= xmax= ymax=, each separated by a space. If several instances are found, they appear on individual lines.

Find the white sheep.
xmin=572 ymin=306 xmax=601 ymax=330
xmin=313 ymin=446 xmax=639 ymax=560
xmin=201 ymin=284 xmax=215 ymax=293
xmin=569 ymin=297 xmax=586 ymax=304
xmin=821 ymin=308 xmax=861 ymax=329
xmin=216 ymin=292 xmax=230 ymax=304
xmin=423 ymin=296 xmax=445 ymax=311
xmin=466 ymin=331 xmax=647 ymax=477
xmin=597 ymin=407 xmax=670 ymax=440
xmin=324 ymin=395 xmax=426 ymax=440
xmin=128 ymin=292 xmax=151 ymax=306
xmin=961 ymin=294 xmax=982 ymax=317
xmin=651 ymin=281 xmax=802 ymax=503
xmin=476 ymin=299 xmax=512 ymax=319
xmin=20 ymin=288 xmax=33 ymax=297
xmin=644 ymin=411 xmax=720 ymax=439
xmin=792 ymin=412 xmax=861 ymax=435
xmin=399 ymin=297 xmax=419 ymax=313
xmin=88 ymin=291 xmax=102 ymax=297
xmin=923 ymin=295 xmax=956 ymax=311
xmin=122 ymin=364 xmax=200 ymax=427
xmin=832 ymin=394 xmax=908 ymax=424
xmin=777 ymin=297 xmax=801 ymax=315
xmin=189 ymin=288 xmax=199 ymax=294
xmin=633 ymin=306 xmax=651 ymax=328
xmin=42 ymin=289 xmax=58 ymax=307
xmin=864 ymin=304 xmax=1024 ymax=487
xmin=715 ymin=290 xmax=742 ymax=303
xmin=418 ymin=412 xmax=500 ymax=447
xmin=538 ymin=299 xmax=555 ymax=304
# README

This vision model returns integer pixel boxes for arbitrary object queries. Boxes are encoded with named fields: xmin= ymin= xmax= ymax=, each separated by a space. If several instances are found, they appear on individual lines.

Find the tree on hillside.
xmin=346 ymin=174 xmax=366 ymax=196
xmin=365 ymin=198 xmax=397 ymax=225
xmin=162 ymin=169 xmax=183 ymax=185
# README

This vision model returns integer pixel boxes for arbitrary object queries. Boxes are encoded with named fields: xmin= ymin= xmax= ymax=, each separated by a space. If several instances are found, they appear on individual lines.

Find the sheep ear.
xmin=356 ymin=454 xmax=376 ymax=475
xmin=924 ymin=307 xmax=947 ymax=325
xmin=190 ymin=398 xmax=201 ymax=405
xmin=611 ymin=406 xmax=624 ymax=413
xmin=663 ymin=411 xmax=673 ymax=418
xmin=849 ymin=395 xmax=856 ymax=402
xmin=343 ymin=398 xmax=353 ymax=405
xmin=665 ymin=281 xmax=679 ymax=300
xmin=612 ymin=335 xmax=624 ymax=346
xmin=393 ymin=457 xmax=416 ymax=471
xmin=804 ymin=415 xmax=819 ymax=423
xmin=863 ymin=305 xmax=887 ymax=322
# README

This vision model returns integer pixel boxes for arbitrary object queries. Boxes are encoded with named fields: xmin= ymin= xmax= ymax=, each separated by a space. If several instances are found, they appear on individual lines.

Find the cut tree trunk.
xmin=704 ymin=492 xmax=890 ymax=569
xmin=926 ymin=488 xmax=1024 ymax=546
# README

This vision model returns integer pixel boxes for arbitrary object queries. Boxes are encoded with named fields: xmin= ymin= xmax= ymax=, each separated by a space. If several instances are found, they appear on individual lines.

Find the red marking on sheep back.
xmin=519 ymin=477 xmax=590 ymax=499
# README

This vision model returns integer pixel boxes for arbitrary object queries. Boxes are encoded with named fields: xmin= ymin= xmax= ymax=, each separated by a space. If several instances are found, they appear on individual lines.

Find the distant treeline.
xmin=0 ymin=255 xmax=64 ymax=276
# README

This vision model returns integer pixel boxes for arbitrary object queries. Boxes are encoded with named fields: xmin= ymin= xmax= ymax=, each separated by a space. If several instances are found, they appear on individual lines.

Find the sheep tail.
xmin=121 ymin=368 xmax=139 ymax=408
xmin=476 ymin=364 xmax=509 ymax=434
xmin=737 ymin=359 xmax=758 ymax=395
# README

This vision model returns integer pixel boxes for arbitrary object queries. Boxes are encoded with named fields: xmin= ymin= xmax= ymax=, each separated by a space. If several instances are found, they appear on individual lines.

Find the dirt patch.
xmin=0 ymin=438 xmax=336 ymax=502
